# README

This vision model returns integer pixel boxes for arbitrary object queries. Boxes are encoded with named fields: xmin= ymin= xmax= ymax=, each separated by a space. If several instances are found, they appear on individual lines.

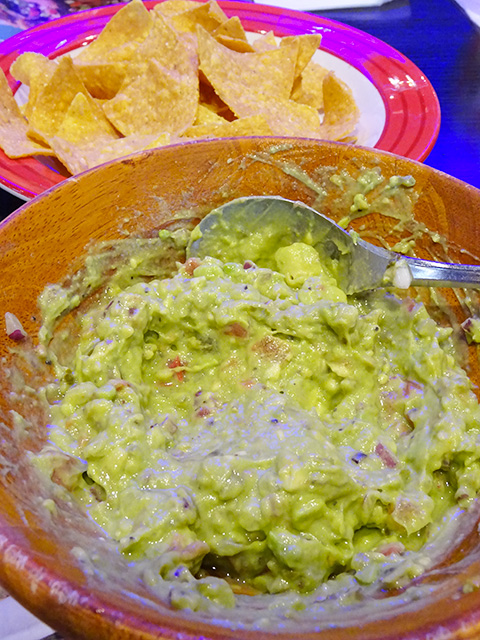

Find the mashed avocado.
xmin=35 ymin=212 xmax=480 ymax=618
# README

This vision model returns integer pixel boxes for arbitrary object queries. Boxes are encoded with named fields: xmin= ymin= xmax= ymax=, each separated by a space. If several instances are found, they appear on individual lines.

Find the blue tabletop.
xmin=0 ymin=24 xmax=21 ymax=40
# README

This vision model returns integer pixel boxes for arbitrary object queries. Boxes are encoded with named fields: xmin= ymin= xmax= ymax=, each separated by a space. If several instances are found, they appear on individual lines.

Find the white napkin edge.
xmin=0 ymin=596 xmax=53 ymax=640
xmin=453 ymin=0 xmax=480 ymax=26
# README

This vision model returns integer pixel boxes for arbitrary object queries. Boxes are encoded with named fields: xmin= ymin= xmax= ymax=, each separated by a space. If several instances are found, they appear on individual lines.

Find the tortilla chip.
xmin=251 ymin=31 xmax=277 ymax=52
xmin=74 ymin=11 xmax=198 ymax=99
xmin=153 ymin=0 xmax=203 ymax=17
xmin=10 ymin=51 xmax=56 ymax=87
xmin=199 ymin=79 xmax=234 ymax=119
xmin=214 ymin=35 xmax=255 ymax=53
xmin=142 ymin=132 xmax=173 ymax=150
xmin=75 ymin=0 xmax=153 ymax=64
xmin=27 ymin=56 xmax=92 ymax=141
xmin=47 ymin=131 xmax=171 ymax=175
xmin=280 ymin=34 xmax=321 ymax=80
xmin=197 ymin=25 xmax=298 ymax=113
xmin=291 ymin=60 xmax=329 ymax=110
xmin=259 ymin=99 xmax=322 ymax=138
xmin=319 ymin=71 xmax=359 ymax=140
xmin=0 ymin=69 xmax=52 ymax=158
xmin=10 ymin=52 xmax=57 ymax=119
xmin=184 ymin=114 xmax=273 ymax=139
xmin=168 ymin=0 xmax=228 ymax=34
xmin=54 ymin=92 xmax=118 ymax=144
xmin=195 ymin=103 xmax=227 ymax=125
xmin=213 ymin=16 xmax=248 ymax=41
xmin=75 ymin=60 xmax=130 ymax=100
xmin=103 ymin=57 xmax=198 ymax=137
xmin=0 ymin=1 xmax=361 ymax=175
xmin=131 ymin=11 xmax=198 ymax=79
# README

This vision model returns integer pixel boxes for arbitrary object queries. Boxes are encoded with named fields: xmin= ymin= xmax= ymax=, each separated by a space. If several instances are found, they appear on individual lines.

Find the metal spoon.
xmin=186 ymin=195 xmax=480 ymax=295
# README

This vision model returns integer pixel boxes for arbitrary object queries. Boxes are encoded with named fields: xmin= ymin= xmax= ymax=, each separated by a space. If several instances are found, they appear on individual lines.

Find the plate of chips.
xmin=0 ymin=0 xmax=440 ymax=200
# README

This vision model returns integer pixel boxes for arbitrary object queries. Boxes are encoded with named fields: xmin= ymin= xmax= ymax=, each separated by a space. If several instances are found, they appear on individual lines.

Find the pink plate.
xmin=0 ymin=0 xmax=440 ymax=200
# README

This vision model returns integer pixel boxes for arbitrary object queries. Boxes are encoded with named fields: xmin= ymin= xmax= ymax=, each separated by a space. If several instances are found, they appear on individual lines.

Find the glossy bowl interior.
xmin=2 ymin=137 xmax=480 ymax=640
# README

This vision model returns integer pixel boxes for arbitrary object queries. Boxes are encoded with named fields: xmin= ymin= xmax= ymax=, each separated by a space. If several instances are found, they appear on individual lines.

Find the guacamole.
xmin=35 ymin=209 xmax=480 ymax=621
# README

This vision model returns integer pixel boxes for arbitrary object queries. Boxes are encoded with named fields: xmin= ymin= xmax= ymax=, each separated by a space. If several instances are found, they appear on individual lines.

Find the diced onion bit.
xmin=377 ymin=541 xmax=405 ymax=556
xmin=5 ymin=312 xmax=28 ymax=341
xmin=393 ymin=260 xmax=413 ymax=289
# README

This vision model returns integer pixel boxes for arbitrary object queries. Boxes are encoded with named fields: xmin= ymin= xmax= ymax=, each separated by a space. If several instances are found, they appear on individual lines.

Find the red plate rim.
xmin=0 ymin=0 xmax=440 ymax=200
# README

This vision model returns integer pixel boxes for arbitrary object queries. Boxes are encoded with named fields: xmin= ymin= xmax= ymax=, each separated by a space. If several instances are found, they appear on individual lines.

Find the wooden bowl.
xmin=2 ymin=136 xmax=480 ymax=640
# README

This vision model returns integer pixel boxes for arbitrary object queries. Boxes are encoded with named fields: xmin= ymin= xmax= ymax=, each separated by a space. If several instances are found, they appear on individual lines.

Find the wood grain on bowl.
xmin=1 ymin=137 xmax=480 ymax=640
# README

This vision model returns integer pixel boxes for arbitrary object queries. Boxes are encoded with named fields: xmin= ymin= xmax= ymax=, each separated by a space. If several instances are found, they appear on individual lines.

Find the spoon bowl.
xmin=187 ymin=195 xmax=480 ymax=294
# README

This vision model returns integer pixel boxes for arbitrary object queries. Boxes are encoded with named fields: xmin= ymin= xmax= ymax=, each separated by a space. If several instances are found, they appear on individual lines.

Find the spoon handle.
xmin=407 ymin=256 xmax=480 ymax=288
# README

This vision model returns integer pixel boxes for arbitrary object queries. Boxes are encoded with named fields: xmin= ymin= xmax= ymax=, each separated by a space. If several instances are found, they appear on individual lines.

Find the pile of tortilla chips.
xmin=0 ymin=0 xmax=360 ymax=176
